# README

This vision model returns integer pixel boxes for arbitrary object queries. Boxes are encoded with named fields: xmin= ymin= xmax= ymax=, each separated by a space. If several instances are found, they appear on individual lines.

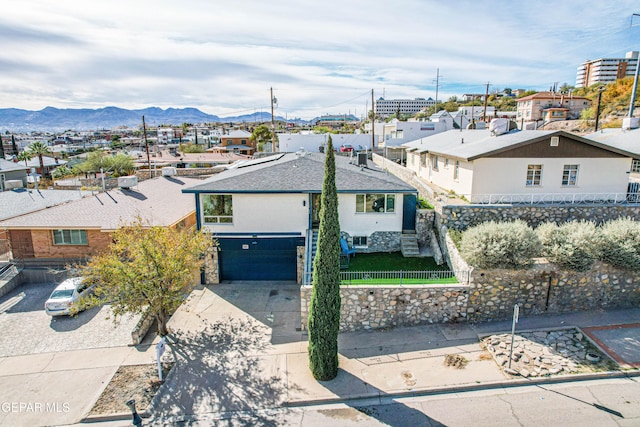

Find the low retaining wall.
xmin=301 ymin=283 xmax=469 ymax=332
xmin=131 ymin=309 xmax=155 ymax=345
xmin=0 ymin=266 xmax=22 ymax=298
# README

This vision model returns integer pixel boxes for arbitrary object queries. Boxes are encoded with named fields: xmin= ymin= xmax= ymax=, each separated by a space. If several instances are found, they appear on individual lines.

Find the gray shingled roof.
xmin=0 ymin=189 xmax=91 ymax=221
xmin=0 ymin=158 xmax=30 ymax=173
xmin=0 ymin=176 xmax=200 ymax=230
xmin=183 ymin=152 xmax=416 ymax=193
xmin=402 ymin=129 xmax=638 ymax=161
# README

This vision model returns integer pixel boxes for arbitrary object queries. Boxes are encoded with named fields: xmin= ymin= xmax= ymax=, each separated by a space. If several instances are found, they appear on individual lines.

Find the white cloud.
xmin=1 ymin=0 xmax=639 ymax=119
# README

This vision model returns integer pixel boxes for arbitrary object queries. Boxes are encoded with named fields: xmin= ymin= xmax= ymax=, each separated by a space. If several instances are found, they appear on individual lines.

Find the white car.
xmin=44 ymin=277 xmax=92 ymax=316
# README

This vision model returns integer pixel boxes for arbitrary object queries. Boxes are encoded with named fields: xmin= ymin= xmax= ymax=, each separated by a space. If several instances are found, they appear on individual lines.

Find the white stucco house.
xmin=278 ymin=133 xmax=372 ymax=153
xmin=403 ymin=129 xmax=636 ymax=203
xmin=183 ymin=152 xmax=418 ymax=281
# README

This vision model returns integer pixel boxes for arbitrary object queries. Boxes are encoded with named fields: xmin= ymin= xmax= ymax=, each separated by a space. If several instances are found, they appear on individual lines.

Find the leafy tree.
xmin=51 ymin=165 xmax=73 ymax=179
xmin=312 ymin=125 xmax=333 ymax=134
xmin=27 ymin=141 xmax=51 ymax=175
xmin=250 ymin=124 xmax=276 ymax=151
xmin=308 ymin=135 xmax=341 ymax=381
xmin=76 ymin=151 xmax=134 ymax=177
xmin=516 ymin=90 xmax=537 ymax=98
xmin=503 ymin=88 xmax=512 ymax=95
xmin=82 ymin=218 xmax=212 ymax=336
xmin=108 ymin=153 xmax=135 ymax=177
xmin=16 ymin=150 xmax=33 ymax=167
xmin=179 ymin=143 xmax=206 ymax=153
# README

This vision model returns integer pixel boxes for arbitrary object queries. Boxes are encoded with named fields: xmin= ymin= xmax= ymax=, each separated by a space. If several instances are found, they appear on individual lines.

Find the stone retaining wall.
xmin=301 ymin=284 xmax=469 ymax=332
xmin=466 ymin=261 xmax=640 ymax=322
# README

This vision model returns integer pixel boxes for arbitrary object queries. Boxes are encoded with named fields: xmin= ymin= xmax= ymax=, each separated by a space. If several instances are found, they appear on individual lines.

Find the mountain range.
xmin=0 ymin=106 xmax=302 ymax=132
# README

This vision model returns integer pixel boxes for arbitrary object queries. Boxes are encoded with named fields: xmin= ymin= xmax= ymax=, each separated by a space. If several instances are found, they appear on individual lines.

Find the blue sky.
xmin=2 ymin=0 xmax=639 ymax=120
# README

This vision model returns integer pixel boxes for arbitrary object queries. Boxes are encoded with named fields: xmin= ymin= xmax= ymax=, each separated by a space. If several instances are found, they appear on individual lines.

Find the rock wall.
xmin=415 ymin=209 xmax=434 ymax=246
xmin=466 ymin=261 xmax=640 ymax=322
xmin=342 ymin=231 xmax=401 ymax=253
xmin=301 ymin=284 xmax=469 ymax=332
xmin=441 ymin=204 xmax=640 ymax=231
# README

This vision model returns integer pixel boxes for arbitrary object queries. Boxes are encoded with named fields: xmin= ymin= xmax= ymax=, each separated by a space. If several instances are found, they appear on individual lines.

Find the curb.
xmin=285 ymin=369 xmax=640 ymax=408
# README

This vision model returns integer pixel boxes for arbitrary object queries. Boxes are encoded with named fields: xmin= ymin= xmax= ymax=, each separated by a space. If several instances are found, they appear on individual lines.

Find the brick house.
xmin=0 ymin=176 xmax=200 ymax=264
xmin=212 ymin=130 xmax=256 ymax=155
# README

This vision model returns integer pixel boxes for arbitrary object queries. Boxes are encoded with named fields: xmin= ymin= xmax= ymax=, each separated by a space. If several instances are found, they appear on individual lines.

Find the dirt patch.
xmin=89 ymin=363 xmax=173 ymax=416
xmin=444 ymin=354 xmax=468 ymax=369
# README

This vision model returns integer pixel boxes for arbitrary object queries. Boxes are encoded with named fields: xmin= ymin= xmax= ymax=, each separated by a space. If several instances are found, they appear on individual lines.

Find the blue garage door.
xmin=218 ymin=237 xmax=304 ymax=281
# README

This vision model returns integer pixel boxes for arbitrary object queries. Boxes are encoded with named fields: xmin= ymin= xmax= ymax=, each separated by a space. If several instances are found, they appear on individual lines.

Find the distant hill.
xmin=0 ymin=106 xmax=298 ymax=132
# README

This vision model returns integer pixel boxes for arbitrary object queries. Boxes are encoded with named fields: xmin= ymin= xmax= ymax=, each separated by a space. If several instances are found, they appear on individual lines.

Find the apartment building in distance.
xmin=516 ymin=92 xmax=591 ymax=128
xmin=576 ymin=51 xmax=639 ymax=88
xmin=375 ymin=98 xmax=436 ymax=118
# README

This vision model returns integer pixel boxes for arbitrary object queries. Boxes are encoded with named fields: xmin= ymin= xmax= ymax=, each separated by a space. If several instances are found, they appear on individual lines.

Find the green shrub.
xmin=460 ymin=220 xmax=540 ymax=269
xmin=598 ymin=218 xmax=640 ymax=270
xmin=179 ymin=143 xmax=205 ymax=153
xmin=417 ymin=197 xmax=434 ymax=209
xmin=448 ymin=229 xmax=463 ymax=248
xmin=537 ymin=221 xmax=599 ymax=271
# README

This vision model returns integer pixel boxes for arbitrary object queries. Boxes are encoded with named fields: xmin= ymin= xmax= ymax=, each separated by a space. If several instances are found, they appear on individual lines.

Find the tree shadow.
xmin=148 ymin=317 xmax=286 ymax=426
xmin=319 ymin=368 xmax=445 ymax=426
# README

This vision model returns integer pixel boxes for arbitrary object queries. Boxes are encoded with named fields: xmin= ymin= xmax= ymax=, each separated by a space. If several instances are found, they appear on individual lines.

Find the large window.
xmin=562 ymin=164 xmax=579 ymax=186
xmin=202 ymin=194 xmax=233 ymax=224
xmin=356 ymin=194 xmax=395 ymax=213
xmin=526 ymin=165 xmax=542 ymax=186
xmin=52 ymin=229 xmax=87 ymax=245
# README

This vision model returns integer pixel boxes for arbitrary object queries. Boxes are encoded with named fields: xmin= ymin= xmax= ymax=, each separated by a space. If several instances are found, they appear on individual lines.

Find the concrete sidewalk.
xmin=143 ymin=285 xmax=640 ymax=425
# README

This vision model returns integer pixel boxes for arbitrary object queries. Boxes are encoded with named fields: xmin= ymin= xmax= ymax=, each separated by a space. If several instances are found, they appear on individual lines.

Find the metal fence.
xmin=303 ymin=270 xmax=467 ymax=286
xmin=446 ymin=192 xmax=640 ymax=206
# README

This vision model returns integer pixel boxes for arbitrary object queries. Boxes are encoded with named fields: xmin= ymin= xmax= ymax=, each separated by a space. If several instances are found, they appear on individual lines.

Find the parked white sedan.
xmin=44 ymin=277 xmax=93 ymax=316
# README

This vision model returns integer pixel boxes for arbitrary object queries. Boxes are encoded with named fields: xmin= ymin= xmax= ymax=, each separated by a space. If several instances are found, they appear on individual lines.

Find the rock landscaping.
xmin=483 ymin=328 xmax=616 ymax=377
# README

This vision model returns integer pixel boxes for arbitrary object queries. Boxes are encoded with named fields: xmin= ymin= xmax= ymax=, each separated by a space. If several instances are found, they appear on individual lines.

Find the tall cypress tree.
xmin=308 ymin=135 xmax=341 ymax=381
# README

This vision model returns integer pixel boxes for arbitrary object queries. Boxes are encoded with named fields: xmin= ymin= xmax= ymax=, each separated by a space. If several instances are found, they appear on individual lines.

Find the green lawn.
xmin=345 ymin=252 xmax=448 ymax=272
xmin=341 ymin=252 xmax=458 ymax=285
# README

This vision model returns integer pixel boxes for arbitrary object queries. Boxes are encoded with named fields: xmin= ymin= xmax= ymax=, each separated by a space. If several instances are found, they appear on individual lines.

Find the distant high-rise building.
xmin=576 ymin=51 xmax=639 ymax=88
xmin=374 ymin=98 xmax=435 ymax=118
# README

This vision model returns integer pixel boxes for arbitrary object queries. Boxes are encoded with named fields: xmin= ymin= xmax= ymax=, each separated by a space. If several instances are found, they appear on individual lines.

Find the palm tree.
xmin=27 ymin=141 xmax=51 ymax=175
xmin=16 ymin=150 xmax=33 ymax=167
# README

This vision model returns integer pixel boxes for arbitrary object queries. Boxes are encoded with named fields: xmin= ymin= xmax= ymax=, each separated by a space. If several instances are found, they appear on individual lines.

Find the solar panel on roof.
xmin=236 ymin=153 xmax=287 ymax=168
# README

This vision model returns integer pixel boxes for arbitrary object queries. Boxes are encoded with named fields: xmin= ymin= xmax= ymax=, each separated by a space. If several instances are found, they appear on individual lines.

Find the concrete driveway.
xmin=0 ymin=281 xmax=141 ymax=357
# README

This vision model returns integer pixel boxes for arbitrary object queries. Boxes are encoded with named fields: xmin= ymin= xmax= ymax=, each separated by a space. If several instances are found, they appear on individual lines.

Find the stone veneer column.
xmin=203 ymin=245 xmax=219 ymax=285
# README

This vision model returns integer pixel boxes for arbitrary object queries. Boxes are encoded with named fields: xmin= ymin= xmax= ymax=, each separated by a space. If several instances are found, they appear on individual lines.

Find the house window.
xmin=226 ymin=139 xmax=232 ymax=144
xmin=431 ymin=155 xmax=439 ymax=171
xmin=241 ymin=139 xmax=247 ymax=145
xmin=52 ymin=229 xmax=88 ymax=245
xmin=454 ymin=161 xmax=460 ymax=180
xmin=526 ymin=165 xmax=542 ymax=186
xmin=562 ymin=164 xmax=579 ymax=186
xmin=444 ymin=158 xmax=450 ymax=168
xmin=356 ymin=194 xmax=395 ymax=213
xmin=202 ymin=194 xmax=233 ymax=224
xmin=352 ymin=236 xmax=368 ymax=247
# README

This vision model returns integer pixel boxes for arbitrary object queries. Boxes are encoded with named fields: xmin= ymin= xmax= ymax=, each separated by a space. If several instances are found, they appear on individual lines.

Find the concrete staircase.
xmin=401 ymin=232 xmax=420 ymax=257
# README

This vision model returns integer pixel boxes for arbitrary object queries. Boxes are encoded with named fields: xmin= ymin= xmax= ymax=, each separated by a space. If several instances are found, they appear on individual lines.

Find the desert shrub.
xmin=460 ymin=220 xmax=540 ymax=269
xmin=537 ymin=221 xmax=600 ymax=271
xmin=598 ymin=218 xmax=640 ymax=270
xmin=448 ymin=229 xmax=463 ymax=248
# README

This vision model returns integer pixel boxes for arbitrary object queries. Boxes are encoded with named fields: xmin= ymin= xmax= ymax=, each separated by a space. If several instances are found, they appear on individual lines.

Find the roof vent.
xmin=118 ymin=175 xmax=138 ymax=189
xmin=550 ymin=136 xmax=559 ymax=147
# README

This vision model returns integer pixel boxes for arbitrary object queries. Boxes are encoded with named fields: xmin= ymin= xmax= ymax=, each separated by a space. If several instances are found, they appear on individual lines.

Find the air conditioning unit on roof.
xmin=118 ymin=175 xmax=138 ymax=189
xmin=162 ymin=167 xmax=177 ymax=176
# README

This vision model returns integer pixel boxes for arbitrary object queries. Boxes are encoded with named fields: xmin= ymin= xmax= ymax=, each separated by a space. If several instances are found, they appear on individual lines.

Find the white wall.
xmin=471 ymin=157 xmax=632 ymax=195
xmin=201 ymin=193 xmax=309 ymax=234
xmin=338 ymin=193 xmax=404 ymax=236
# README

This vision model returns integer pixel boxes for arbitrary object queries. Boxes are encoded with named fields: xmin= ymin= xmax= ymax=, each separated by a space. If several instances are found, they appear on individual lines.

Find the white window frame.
xmin=52 ymin=229 xmax=88 ymax=245
xmin=202 ymin=194 xmax=233 ymax=224
xmin=352 ymin=236 xmax=368 ymax=247
xmin=562 ymin=164 xmax=579 ymax=186
xmin=355 ymin=193 xmax=396 ymax=213
xmin=526 ymin=165 xmax=543 ymax=187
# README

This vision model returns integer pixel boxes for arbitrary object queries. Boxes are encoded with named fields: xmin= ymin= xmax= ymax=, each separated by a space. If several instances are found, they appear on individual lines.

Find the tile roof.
xmin=0 ymin=189 xmax=91 ymax=221
xmin=183 ymin=152 xmax=416 ymax=194
xmin=401 ymin=129 xmax=637 ymax=161
xmin=0 ymin=176 xmax=201 ymax=230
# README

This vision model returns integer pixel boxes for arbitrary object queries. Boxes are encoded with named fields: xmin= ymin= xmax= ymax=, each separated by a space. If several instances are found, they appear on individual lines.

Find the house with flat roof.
xmin=0 ymin=176 xmax=200 ymax=264
xmin=182 ymin=152 xmax=418 ymax=282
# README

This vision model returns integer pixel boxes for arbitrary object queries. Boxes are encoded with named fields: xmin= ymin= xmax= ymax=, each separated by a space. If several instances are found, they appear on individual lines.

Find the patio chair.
xmin=340 ymin=237 xmax=356 ymax=258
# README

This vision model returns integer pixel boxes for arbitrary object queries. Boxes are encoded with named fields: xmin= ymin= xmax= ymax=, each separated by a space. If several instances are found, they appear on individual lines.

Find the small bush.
xmin=460 ymin=220 xmax=540 ymax=269
xmin=537 ymin=221 xmax=600 ymax=271
xmin=598 ymin=218 xmax=640 ymax=270
xmin=448 ymin=229 xmax=463 ymax=248
xmin=417 ymin=197 xmax=434 ymax=209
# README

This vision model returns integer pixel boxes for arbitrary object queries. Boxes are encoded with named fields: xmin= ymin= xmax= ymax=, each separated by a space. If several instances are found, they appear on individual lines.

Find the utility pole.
xmin=142 ymin=116 xmax=151 ymax=176
xmin=270 ymin=87 xmax=276 ymax=152
xmin=371 ymin=89 xmax=375 ymax=151
xmin=595 ymin=86 xmax=606 ymax=131
xmin=434 ymin=68 xmax=441 ymax=113
xmin=483 ymin=82 xmax=490 ymax=122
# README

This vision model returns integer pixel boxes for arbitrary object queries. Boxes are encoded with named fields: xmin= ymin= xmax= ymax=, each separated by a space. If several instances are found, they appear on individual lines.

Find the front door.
xmin=402 ymin=193 xmax=416 ymax=232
